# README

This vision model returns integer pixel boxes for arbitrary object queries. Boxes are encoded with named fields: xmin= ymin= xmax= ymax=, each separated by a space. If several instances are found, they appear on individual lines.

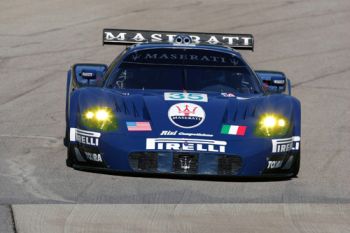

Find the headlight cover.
xmin=255 ymin=113 xmax=290 ymax=137
xmin=80 ymin=106 xmax=118 ymax=131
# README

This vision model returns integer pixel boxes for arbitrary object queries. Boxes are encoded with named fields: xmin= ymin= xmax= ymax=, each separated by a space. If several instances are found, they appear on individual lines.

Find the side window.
xmin=104 ymin=49 xmax=128 ymax=87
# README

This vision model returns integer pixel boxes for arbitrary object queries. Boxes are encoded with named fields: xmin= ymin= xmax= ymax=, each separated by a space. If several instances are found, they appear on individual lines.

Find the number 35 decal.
xmin=164 ymin=92 xmax=208 ymax=102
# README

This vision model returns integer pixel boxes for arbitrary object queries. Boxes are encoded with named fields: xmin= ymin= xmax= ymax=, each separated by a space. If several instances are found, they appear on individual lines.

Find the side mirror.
xmin=255 ymin=70 xmax=291 ymax=95
xmin=81 ymin=70 xmax=97 ymax=80
xmin=72 ymin=63 xmax=108 ymax=87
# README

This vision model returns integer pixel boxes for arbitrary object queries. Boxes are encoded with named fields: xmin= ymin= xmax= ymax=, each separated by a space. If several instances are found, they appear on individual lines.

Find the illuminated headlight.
xmin=255 ymin=113 xmax=290 ymax=137
xmin=81 ymin=107 xmax=117 ymax=131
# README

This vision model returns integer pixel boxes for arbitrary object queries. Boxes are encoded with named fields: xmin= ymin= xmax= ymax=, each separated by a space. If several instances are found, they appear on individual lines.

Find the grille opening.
xmin=128 ymin=152 xmax=242 ymax=175
xmin=218 ymin=156 xmax=242 ymax=175
xmin=129 ymin=152 xmax=158 ymax=172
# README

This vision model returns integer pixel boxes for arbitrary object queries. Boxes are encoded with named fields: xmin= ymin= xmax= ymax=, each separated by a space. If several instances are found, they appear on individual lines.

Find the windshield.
xmin=107 ymin=49 xmax=262 ymax=94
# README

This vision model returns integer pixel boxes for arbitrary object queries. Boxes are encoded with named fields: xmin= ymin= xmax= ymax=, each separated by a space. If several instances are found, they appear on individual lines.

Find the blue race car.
xmin=64 ymin=29 xmax=301 ymax=178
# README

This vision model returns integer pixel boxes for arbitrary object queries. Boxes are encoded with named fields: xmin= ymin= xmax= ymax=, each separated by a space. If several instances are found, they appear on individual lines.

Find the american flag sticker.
xmin=126 ymin=121 xmax=152 ymax=131
xmin=221 ymin=125 xmax=247 ymax=136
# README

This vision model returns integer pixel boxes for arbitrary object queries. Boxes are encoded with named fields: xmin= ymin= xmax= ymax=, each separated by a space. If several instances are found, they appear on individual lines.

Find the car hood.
xmin=75 ymin=88 xmax=298 ymax=137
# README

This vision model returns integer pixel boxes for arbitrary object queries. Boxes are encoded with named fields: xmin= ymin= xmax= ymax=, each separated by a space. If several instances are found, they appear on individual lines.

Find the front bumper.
xmin=68 ymin=128 xmax=300 ymax=177
xmin=69 ymin=162 xmax=297 ymax=180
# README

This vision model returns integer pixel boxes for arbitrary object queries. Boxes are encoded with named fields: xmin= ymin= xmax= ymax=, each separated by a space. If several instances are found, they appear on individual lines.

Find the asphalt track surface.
xmin=0 ymin=0 xmax=350 ymax=232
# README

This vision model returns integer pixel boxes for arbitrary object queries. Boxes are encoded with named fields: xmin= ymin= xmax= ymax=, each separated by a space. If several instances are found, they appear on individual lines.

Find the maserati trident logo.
xmin=179 ymin=156 xmax=192 ymax=170
xmin=168 ymin=103 xmax=205 ymax=128
xmin=176 ymin=104 xmax=197 ymax=116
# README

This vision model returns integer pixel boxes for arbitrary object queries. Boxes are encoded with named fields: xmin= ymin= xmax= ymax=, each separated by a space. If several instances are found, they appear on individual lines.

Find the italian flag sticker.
xmin=221 ymin=125 xmax=247 ymax=136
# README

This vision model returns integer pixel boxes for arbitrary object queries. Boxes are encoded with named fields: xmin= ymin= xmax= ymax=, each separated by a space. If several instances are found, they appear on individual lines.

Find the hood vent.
xmin=114 ymin=101 xmax=121 ymax=113
xmin=123 ymin=101 xmax=129 ymax=115
xmin=113 ymin=95 xmax=150 ymax=120
xmin=113 ymin=97 xmax=131 ymax=115
xmin=228 ymin=100 xmax=258 ymax=123
xmin=251 ymin=105 xmax=256 ymax=118
xmin=132 ymin=103 xmax=139 ymax=118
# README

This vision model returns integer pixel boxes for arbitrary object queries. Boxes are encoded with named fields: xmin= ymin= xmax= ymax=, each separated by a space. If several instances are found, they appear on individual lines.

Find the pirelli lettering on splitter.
xmin=146 ymin=138 xmax=226 ymax=153
xmin=70 ymin=128 xmax=101 ymax=146
xmin=272 ymin=136 xmax=301 ymax=153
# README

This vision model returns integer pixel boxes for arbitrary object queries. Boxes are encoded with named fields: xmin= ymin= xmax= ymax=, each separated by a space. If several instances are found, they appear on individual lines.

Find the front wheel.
xmin=66 ymin=144 xmax=76 ymax=167
xmin=291 ymin=152 xmax=300 ymax=177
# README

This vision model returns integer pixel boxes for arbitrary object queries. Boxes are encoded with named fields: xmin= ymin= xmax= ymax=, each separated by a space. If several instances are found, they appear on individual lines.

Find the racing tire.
xmin=291 ymin=153 xmax=300 ymax=177
xmin=66 ymin=144 xmax=75 ymax=168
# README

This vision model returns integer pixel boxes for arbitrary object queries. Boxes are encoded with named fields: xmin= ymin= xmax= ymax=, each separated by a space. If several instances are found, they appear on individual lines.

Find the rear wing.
xmin=103 ymin=29 xmax=254 ymax=51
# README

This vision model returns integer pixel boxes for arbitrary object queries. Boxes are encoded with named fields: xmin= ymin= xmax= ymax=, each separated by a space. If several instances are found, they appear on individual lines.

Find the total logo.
xmin=168 ymin=102 xmax=205 ymax=129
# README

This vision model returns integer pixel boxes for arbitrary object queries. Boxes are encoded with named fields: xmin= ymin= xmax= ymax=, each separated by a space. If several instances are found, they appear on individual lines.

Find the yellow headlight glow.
xmin=81 ymin=107 xmax=117 ymax=131
xmin=255 ymin=113 xmax=290 ymax=137
xmin=262 ymin=115 xmax=277 ymax=128
xmin=95 ymin=109 xmax=110 ymax=121
xmin=85 ymin=111 xmax=94 ymax=119
xmin=278 ymin=119 xmax=286 ymax=127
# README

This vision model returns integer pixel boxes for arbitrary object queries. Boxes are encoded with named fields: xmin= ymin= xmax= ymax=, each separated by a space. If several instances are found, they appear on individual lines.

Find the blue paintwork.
xmin=66 ymin=43 xmax=301 ymax=176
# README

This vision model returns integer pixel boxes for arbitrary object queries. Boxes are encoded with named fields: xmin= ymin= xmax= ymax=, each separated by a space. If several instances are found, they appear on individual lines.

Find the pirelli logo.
xmin=70 ymin=128 xmax=101 ymax=146
xmin=272 ymin=136 xmax=300 ymax=153
xmin=146 ymin=138 xmax=227 ymax=153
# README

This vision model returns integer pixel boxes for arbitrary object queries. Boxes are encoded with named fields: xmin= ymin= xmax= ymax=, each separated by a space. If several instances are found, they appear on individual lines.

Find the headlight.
xmin=81 ymin=107 xmax=118 ymax=131
xmin=255 ymin=113 xmax=290 ymax=137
